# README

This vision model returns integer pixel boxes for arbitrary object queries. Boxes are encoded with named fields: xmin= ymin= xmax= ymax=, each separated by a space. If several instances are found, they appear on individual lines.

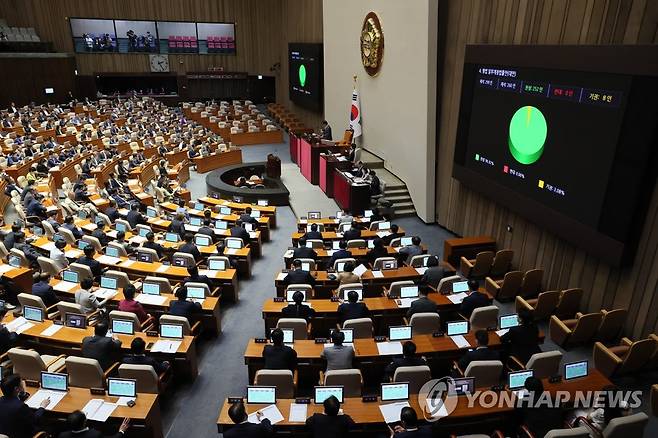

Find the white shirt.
xmin=49 ymin=247 xmax=68 ymax=271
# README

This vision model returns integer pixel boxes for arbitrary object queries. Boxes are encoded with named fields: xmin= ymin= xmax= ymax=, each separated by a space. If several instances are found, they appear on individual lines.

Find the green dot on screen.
xmin=508 ymin=105 xmax=547 ymax=165
xmin=298 ymin=64 xmax=307 ymax=87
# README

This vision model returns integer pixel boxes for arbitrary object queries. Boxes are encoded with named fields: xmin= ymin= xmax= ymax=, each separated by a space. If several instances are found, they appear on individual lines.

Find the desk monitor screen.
xmin=244 ymin=223 xmax=254 ymax=232
xmin=270 ymin=328 xmax=294 ymax=344
xmin=450 ymin=377 xmax=475 ymax=395
xmin=564 ymin=361 xmax=588 ymax=380
xmin=108 ymin=378 xmax=137 ymax=398
xmin=165 ymin=232 xmax=179 ymax=242
xmin=100 ymin=276 xmax=117 ymax=290
xmin=112 ymin=319 xmax=134 ymax=335
xmin=146 ymin=207 xmax=157 ymax=218
xmin=41 ymin=372 xmax=68 ymax=392
xmin=378 ymin=221 xmax=391 ymax=230
xmin=250 ymin=210 xmax=261 ymax=218
xmin=286 ymin=289 xmax=307 ymax=302
xmin=137 ymin=252 xmax=153 ymax=263
xmin=142 ymin=282 xmax=161 ymax=295
xmin=78 ymin=240 xmax=89 ymax=250
xmin=447 ymin=321 xmax=469 ymax=336
xmin=389 ymin=325 xmax=412 ymax=341
xmin=381 ymin=382 xmax=409 ymax=401
xmin=382 ymin=260 xmax=397 ymax=270
xmin=172 ymin=257 xmax=189 ymax=267
xmin=208 ymin=259 xmax=226 ymax=271
xmin=187 ymin=286 xmax=205 ymax=299
xmin=452 ymin=281 xmax=469 ymax=293
xmin=219 ymin=206 xmax=231 ymax=215
xmin=364 ymin=209 xmax=373 ymax=218
xmin=160 ymin=323 xmax=183 ymax=339
xmin=258 ymin=200 xmax=268 ymax=206
xmin=308 ymin=211 xmax=321 ymax=219
xmin=499 ymin=314 xmax=520 ymax=329
xmin=194 ymin=203 xmax=204 ymax=211
xmin=336 ymin=211 xmax=344 ymax=218
xmin=78 ymin=210 xmax=87 ymax=219
xmin=301 ymin=262 xmax=311 ymax=272
xmin=400 ymin=237 xmax=413 ymax=246
xmin=509 ymin=370 xmax=534 ymax=390
xmin=340 ymin=288 xmax=363 ymax=301
xmin=138 ymin=228 xmax=150 ymax=238
xmin=215 ymin=220 xmax=228 ymax=230
xmin=24 ymin=306 xmax=43 ymax=322
xmin=247 ymin=386 xmax=276 ymax=404
xmin=65 ymin=313 xmax=86 ymax=329
xmin=339 ymin=223 xmax=351 ymax=233
xmin=32 ymin=226 xmax=44 ymax=236
xmin=367 ymin=240 xmax=375 ymax=249
xmin=330 ymin=328 xmax=353 ymax=343
xmin=400 ymin=286 xmax=419 ymax=298
xmin=195 ymin=235 xmax=211 ymax=247
xmin=332 ymin=241 xmax=340 ymax=250
xmin=190 ymin=217 xmax=202 ymax=226
xmin=305 ymin=241 xmax=314 ymax=249
xmin=62 ymin=270 xmax=79 ymax=284
xmin=116 ymin=222 xmax=127 ymax=232
xmin=226 ymin=239 xmax=242 ymax=249
xmin=336 ymin=262 xmax=346 ymax=272
xmin=53 ymin=234 xmax=65 ymax=243
xmin=106 ymin=246 xmax=119 ymax=258
xmin=314 ymin=386 xmax=343 ymax=404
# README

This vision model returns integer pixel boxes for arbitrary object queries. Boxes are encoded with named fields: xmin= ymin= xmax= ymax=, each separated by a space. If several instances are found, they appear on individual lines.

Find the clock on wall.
xmin=149 ymin=54 xmax=170 ymax=73
xmin=360 ymin=12 xmax=384 ymax=76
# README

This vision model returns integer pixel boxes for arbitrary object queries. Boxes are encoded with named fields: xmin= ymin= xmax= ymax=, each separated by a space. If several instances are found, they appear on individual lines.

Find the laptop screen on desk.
xmin=137 ymin=252 xmax=153 ymax=263
xmin=142 ymin=282 xmax=160 ymax=295
xmin=195 ymin=235 xmax=211 ymax=246
xmin=190 ymin=217 xmax=202 ymax=226
xmin=364 ymin=209 xmax=373 ymax=218
xmin=165 ymin=232 xmax=179 ymax=242
xmin=389 ymin=326 xmax=412 ymax=341
xmin=452 ymin=281 xmax=469 ymax=293
xmin=41 ymin=372 xmax=68 ymax=392
xmin=106 ymin=246 xmax=120 ymax=257
xmin=340 ymin=288 xmax=363 ymax=301
xmin=247 ymin=386 xmax=276 ymax=404
xmin=226 ymin=239 xmax=242 ymax=249
xmin=138 ymin=228 xmax=150 ymax=237
xmin=509 ymin=370 xmax=534 ymax=390
xmin=257 ymin=200 xmax=268 ymax=206
xmin=308 ymin=211 xmax=321 ymax=219
xmin=314 ymin=386 xmax=343 ymax=404
xmin=400 ymin=237 xmax=413 ymax=246
xmin=65 ymin=313 xmax=86 ymax=329
xmin=400 ymin=286 xmax=419 ymax=298
xmin=449 ymin=377 xmax=475 ymax=395
xmin=78 ymin=240 xmax=89 ymax=250
xmin=447 ymin=321 xmax=469 ymax=336
xmin=330 ymin=328 xmax=353 ymax=343
xmin=112 ymin=319 xmax=134 ymax=335
xmin=381 ymin=382 xmax=409 ymax=401
xmin=378 ymin=221 xmax=391 ymax=230
xmin=62 ymin=270 xmax=79 ymax=283
xmin=270 ymin=328 xmax=294 ymax=344
xmin=160 ymin=323 xmax=183 ymax=339
xmin=499 ymin=314 xmax=519 ymax=329
xmin=24 ymin=306 xmax=43 ymax=322
xmin=108 ymin=378 xmax=136 ymax=398
xmin=116 ymin=223 xmax=126 ymax=232
xmin=208 ymin=259 xmax=226 ymax=271
xmin=219 ymin=207 xmax=231 ymax=215
xmin=187 ymin=286 xmax=205 ymax=299
xmin=8 ymin=255 xmax=21 ymax=268
xmin=286 ymin=289 xmax=307 ymax=302
xmin=146 ymin=207 xmax=157 ymax=218
xmin=194 ymin=203 xmax=204 ymax=211
xmin=100 ymin=276 xmax=117 ymax=290
xmin=564 ymin=361 xmax=588 ymax=380
xmin=250 ymin=210 xmax=261 ymax=218
xmin=215 ymin=220 xmax=228 ymax=230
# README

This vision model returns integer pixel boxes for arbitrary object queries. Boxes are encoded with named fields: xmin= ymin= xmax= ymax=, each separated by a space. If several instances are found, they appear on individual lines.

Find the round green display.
xmin=298 ymin=64 xmax=307 ymax=87
xmin=508 ymin=105 xmax=547 ymax=165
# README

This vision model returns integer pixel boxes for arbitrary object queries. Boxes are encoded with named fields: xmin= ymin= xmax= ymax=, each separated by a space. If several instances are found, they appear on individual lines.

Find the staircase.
xmin=359 ymin=149 xmax=417 ymax=218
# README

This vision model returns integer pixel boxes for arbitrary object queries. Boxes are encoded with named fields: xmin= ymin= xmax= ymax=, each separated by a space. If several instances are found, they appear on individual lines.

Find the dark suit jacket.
xmin=366 ymin=246 xmax=389 ymax=266
xmin=518 ymin=404 xmax=565 ymax=438
xmin=126 ymin=210 xmax=146 ymax=228
xmin=58 ymin=429 xmax=122 ymax=438
xmin=32 ymin=281 xmax=58 ymax=307
xmin=306 ymin=413 xmax=354 ymax=438
xmin=304 ymin=231 xmax=323 ymax=241
xmin=0 ymin=396 xmax=45 ymax=438
xmin=457 ymin=346 xmax=500 ymax=370
xmin=239 ymin=213 xmax=258 ymax=225
xmin=0 ymin=325 xmax=18 ymax=354
xmin=420 ymin=266 xmax=446 ymax=288
xmin=169 ymin=219 xmax=185 ymax=236
xmin=92 ymin=229 xmax=110 ymax=246
xmin=281 ymin=302 xmax=316 ymax=321
xmin=263 ymin=344 xmax=297 ymax=371
xmin=282 ymin=269 xmax=315 ymax=287
xmin=169 ymin=300 xmax=202 ymax=322
xmin=394 ymin=425 xmax=434 ymax=438
xmin=406 ymin=296 xmax=438 ymax=318
xmin=143 ymin=241 xmax=165 ymax=258
xmin=292 ymin=246 xmax=317 ymax=260
xmin=122 ymin=353 xmax=168 ymax=374
xmin=459 ymin=291 xmax=491 ymax=317
xmin=343 ymin=229 xmax=361 ymax=241
xmin=77 ymin=255 xmax=102 ymax=278
xmin=230 ymin=226 xmax=250 ymax=242
xmin=500 ymin=324 xmax=542 ymax=363
xmin=327 ymin=249 xmax=352 ymax=269
xmin=179 ymin=242 xmax=201 ymax=262
xmin=385 ymin=356 xmax=427 ymax=380
xmin=104 ymin=207 xmax=120 ymax=221
xmin=82 ymin=335 xmax=122 ymax=370
xmin=223 ymin=419 xmax=272 ymax=438
xmin=337 ymin=302 xmax=369 ymax=324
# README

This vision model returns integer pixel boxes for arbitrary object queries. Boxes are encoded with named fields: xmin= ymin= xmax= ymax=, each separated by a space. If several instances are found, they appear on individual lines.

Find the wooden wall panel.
xmin=0 ymin=56 xmax=76 ymax=107
xmin=436 ymin=0 xmax=658 ymax=337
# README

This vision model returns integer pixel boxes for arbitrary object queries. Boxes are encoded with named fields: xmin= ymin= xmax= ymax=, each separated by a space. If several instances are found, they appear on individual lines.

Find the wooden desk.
xmin=0 ymin=263 xmax=33 ymax=295
xmin=296 ymin=217 xmax=372 ymax=231
xmin=199 ymin=196 xmax=277 ymax=228
xmin=217 ymin=371 xmax=610 ymax=435
xmin=291 ymin=228 xmax=406 ymax=245
xmin=319 ymin=153 xmax=352 ymax=196
xmin=164 ymin=149 xmax=188 ymax=166
xmin=443 ymin=236 xmax=497 ymax=267
xmin=193 ymin=149 xmax=242 ymax=173
xmin=229 ymin=129 xmax=284 ymax=146
xmin=334 ymin=170 xmax=371 ymax=216
xmin=283 ymin=245 xmax=428 ymax=271
xmin=40 ymin=387 xmax=163 ymax=438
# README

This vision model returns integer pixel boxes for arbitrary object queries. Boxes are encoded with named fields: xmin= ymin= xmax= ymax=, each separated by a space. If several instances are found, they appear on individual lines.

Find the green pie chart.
xmin=508 ymin=106 xmax=547 ymax=165
xmin=298 ymin=64 xmax=307 ymax=87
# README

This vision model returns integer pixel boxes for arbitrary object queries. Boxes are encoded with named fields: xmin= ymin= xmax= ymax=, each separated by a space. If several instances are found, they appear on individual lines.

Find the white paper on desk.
xmin=54 ymin=282 xmax=79 ymax=292
xmin=335 ymin=232 xmax=343 ymax=238
xmin=40 ymin=324 xmax=63 ymax=337
xmin=377 ymin=341 xmax=403 ymax=356
xmin=376 ymin=231 xmax=391 ymax=238
xmin=248 ymin=404 xmax=284 ymax=425
xmin=276 ymin=272 xmax=287 ymax=281
xmin=155 ymin=265 xmax=169 ymax=273
xmin=6 ymin=317 xmax=34 ymax=334
xmin=288 ymin=403 xmax=308 ymax=423
xmin=334 ymin=219 xmax=340 ymax=224
xmin=225 ymin=248 xmax=237 ymax=255
xmin=64 ymin=250 xmax=82 ymax=258
xmin=396 ymin=298 xmax=418 ymax=308
xmin=379 ymin=401 xmax=410 ymax=423
xmin=343 ymin=172 xmax=354 ymax=178
xmin=106 ymin=230 xmax=118 ymax=238
xmin=447 ymin=292 xmax=468 ymax=304
xmin=199 ymin=269 xmax=216 ymax=278
xmin=0 ymin=264 xmax=15 ymax=274
xmin=184 ymin=224 xmax=200 ymax=232
xmin=326 ymin=250 xmax=335 ymax=256
xmin=97 ymin=255 xmax=121 ymax=265
xmin=371 ymin=270 xmax=384 ymax=278
xmin=26 ymin=389 xmax=67 ymax=410
xmin=361 ymin=217 xmax=371 ymax=222
xmin=249 ymin=231 xmax=257 ymax=239
xmin=93 ymin=288 xmax=117 ymax=300
xmin=353 ymin=264 xmax=368 ymax=278
xmin=135 ymin=294 xmax=168 ymax=306
xmin=283 ymin=250 xmax=294 ymax=258
xmin=415 ymin=267 xmax=428 ymax=275
xmin=450 ymin=335 xmax=471 ymax=349
xmin=128 ymin=236 xmax=147 ymax=245
xmin=120 ymin=260 xmax=135 ymax=267
xmin=41 ymin=242 xmax=57 ymax=252
xmin=425 ymin=398 xmax=449 ymax=418
xmin=114 ymin=396 xmax=135 ymax=407
xmin=496 ymin=329 xmax=509 ymax=337
xmin=337 ymin=156 xmax=347 ymax=162
xmin=150 ymin=340 xmax=181 ymax=353
xmin=82 ymin=399 xmax=116 ymax=422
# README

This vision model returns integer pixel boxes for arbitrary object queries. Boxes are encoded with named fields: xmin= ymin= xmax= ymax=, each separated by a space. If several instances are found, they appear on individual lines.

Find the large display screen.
xmin=289 ymin=43 xmax=323 ymax=112
xmin=453 ymin=46 xmax=658 ymax=266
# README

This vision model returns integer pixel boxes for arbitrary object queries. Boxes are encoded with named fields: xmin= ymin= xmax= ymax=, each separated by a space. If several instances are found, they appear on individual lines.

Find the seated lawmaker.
xmin=306 ymin=395 xmax=354 ymax=438
xmin=0 ymin=304 xmax=18 ymax=354
xmin=229 ymin=220 xmax=250 ymax=242
xmin=337 ymin=262 xmax=361 ymax=285
xmin=406 ymin=285 xmax=437 ymax=318
xmin=183 ymin=266 xmax=213 ymax=290
xmin=81 ymin=322 xmax=122 ymax=370
xmin=459 ymin=279 xmax=490 ymax=317
xmin=365 ymin=238 xmax=388 ymax=267
xmin=281 ymin=290 xmax=315 ymax=321
xmin=342 ymin=221 xmax=361 ymax=241
xmin=0 ymin=374 xmax=51 ymax=438
xmin=224 ymin=401 xmax=272 ymax=438
xmin=455 ymin=330 xmax=500 ymax=372
xmin=337 ymin=290 xmax=369 ymax=324
xmin=169 ymin=286 xmax=202 ymax=323
xmin=91 ymin=220 xmax=111 ymax=246
xmin=59 ymin=411 xmax=130 ymax=438
xmin=420 ymin=256 xmax=446 ymax=289
xmin=282 ymin=259 xmax=315 ymax=288
xmin=32 ymin=273 xmax=58 ymax=307
xmin=179 ymin=233 xmax=201 ymax=262
xmin=292 ymin=237 xmax=317 ymax=260
xmin=321 ymin=330 xmax=354 ymax=372
xmin=76 ymin=246 xmax=103 ymax=280
xmin=327 ymin=239 xmax=351 ymax=268
xmin=399 ymin=236 xmax=423 ymax=264
xmin=239 ymin=207 xmax=259 ymax=226
xmin=263 ymin=328 xmax=297 ymax=371
xmin=384 ymin=341 xmax=427 ymax=381
xmin=142 ymin=232 xmax=165 ymax=259
xmin=122 ymin=337 xmax=170 ymax=374
xmin=118 ymin=285 xmax=150 ymax=323
xmin=303 ymin=223 xmax=323 ymax=241
xmin=126 ymin=203 xmax=147 ymax=229
xmin=391 ymin=406 xmax=433 ymax=437
xmin=500 ymin=309 xmax=542 ymax=363
xmin=62 ymin=215 xmax=84 ymax=239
